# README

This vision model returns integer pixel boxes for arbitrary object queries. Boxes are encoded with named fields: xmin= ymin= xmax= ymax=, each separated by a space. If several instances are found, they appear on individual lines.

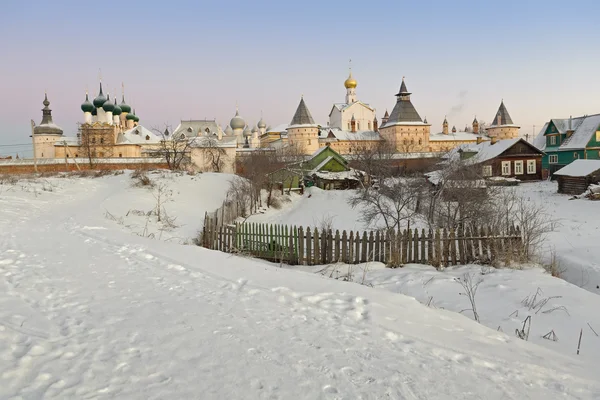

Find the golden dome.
xmin=344 ymin=71 xmax=357 ymax=89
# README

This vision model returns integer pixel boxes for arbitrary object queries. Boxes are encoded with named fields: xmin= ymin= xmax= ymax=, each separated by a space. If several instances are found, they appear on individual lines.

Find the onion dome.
xmin=33 ymin=93 xmax=63 ymax=135
xmin=102 ymin=94 xmax=115 ymax=112
xmin=112 ymin=98 xmax=122 ymax=116
xmin=257 ymin=117 xmax=267 ymax=129
xmin=224 ymin=125 xmax=233 ymax=136
xmin=133 ymin=110 xmax=139 ymax=122
xmin=81 ymin=92 xmax=94 ymax=113
xmin=344 ymin=71 xmax=357 ymax=89
xmin=243 ymin=125 xmax=251 ymax=137
xmin=92 ymin=107 xmax=97 ymax=116
xmin=251 ymin=125 xmax=258 ymax=133
xmin=120 ymin=95 xmax=131 ymax=114
xmin=126 ymin=112 xmax=136 ymax=121
xmin=230 ymin=108 xmax=246 ymax=130
xmin=93 ymin=82 xmax=107 ymax=108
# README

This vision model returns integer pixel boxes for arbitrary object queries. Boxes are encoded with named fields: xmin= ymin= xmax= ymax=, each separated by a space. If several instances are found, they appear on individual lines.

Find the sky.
xmin=1 ymin=0 xmax=599 ymax=157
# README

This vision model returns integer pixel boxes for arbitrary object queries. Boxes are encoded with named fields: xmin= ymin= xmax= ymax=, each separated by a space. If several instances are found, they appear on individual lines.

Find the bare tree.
xmin=456 ymin=272 xmax=483 ymax=323
xmin=78 ymin=124 xmax=115 ymax=168
xmin=193 ymin=136 xmax=228 ymax=173
xmin=151 ymin=125 xmax=192 ymax=171
xmin=349 ymin=140 xmax=396 ymax=186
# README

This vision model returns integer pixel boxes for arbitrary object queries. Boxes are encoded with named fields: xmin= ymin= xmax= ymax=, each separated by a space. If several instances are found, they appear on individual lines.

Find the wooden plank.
xmin=367 ymin=231 xmax=374 ymax=262
xmin=490 ymin=226 xmax=498 ymax=264
xmin=314 ymin=228 xmax=320 ymax=265
xmin=401 ymin=230 xmax=408 ymax=265
xmin=327 ymin=229 xmax=334 ymax=264
xmin=348 ymin=231 xmax=354 ymax=264
xmin=449 ymin=228 xmax=457 ymax=266
xmin=284 ymin=225 xmax=290 ymax=262
xmin=407 ymin=229 xmax=413 ymax=264
xmin=457 ymin=226 xmax=464 ymax=265
xmin=334 ymin=230 xmax=341 ymax=262
xmin=387 ymin=230 xmax=395 ymax=266
xmin=442 ymin=228 xmax=449 ymax=267
xmin=420 ymin=229 xmax=427 ymax=265
xmin=354 ymin=231 xmax=361 ymax=264
xmin=341 ymin=230 xmax=348 ymax=263
xmin=289 ymin=226 xmax=295 ymax=264
xmin=361 ymin=231 xmax=368 ymax=263
xmin=434 ymin=229 xmax=442 ymax=269
xmin=427 ymin=229 xmax=433 ymax=266
xmin=413 ymin=229 xmax=419 ymax=264
xmin=298 ymin=226 xmax=305 ymax=265
xmin=320 ymin=228 xmax=327 ymax=264
xmin=306 ymin=227 xmax=312 ymax=265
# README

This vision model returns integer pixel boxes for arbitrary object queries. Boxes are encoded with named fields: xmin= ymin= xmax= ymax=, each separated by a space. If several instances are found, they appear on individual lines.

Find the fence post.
xmin=321 ymin=228 xmax=328 ymax=264
xmin=413 ymin=228 xmax=419 ymax=264
xmin=341 ymin=230 xmax=348 ymax=263
xmin=354 ymin=231 xmax=361 ymax=264
xmin=434 ymin=229 xmax=441 ymax=269
xmin=442 ymin=228 xmax=449 ymax=267
xmin=298 ymin=226 xmax=305 ymax=265
xmin=314 ymin=228 xmax=320 ymax=265
xmin=334 ymin=230 xmax=341 ymax=263
xmin=420 ymin=229 xmax=427 ymax=265
xmin=368 ymin=231 xmax=375 ymax=263
xmin=387 ymin=230 xmax=395 ymax=266
xmin=327 ymin=229 xmax=334 ymax=264
xmin=306 ymin=227 xmax=312 ymax=266
xmin=361 ymin=231 xmax=368 ymax=263
xmin=449 ymin=228 xmax=457 ymax=266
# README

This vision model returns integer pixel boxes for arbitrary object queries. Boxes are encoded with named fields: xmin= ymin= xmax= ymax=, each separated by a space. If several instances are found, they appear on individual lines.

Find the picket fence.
xmin=201 ymin=218 xmax=524 ymax=268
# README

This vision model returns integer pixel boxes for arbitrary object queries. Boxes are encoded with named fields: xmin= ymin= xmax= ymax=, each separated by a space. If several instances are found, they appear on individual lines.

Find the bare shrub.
xmin=92 ymin=169 xmax=112 ymax=178
xmin=227 ymin=176 xmax=253 ymax=218
xmin=456 ymin=272 xmax=483 ymax=323
xmin=150 ymin=125 xmax=192 ymax=171
xmin=0 ymin=175 xmax=18 ymax=185
xmin=131 ymin=170 xmax=154 ymax=187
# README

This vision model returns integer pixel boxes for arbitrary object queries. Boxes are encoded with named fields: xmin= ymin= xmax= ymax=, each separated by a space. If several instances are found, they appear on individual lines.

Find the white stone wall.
xmin=330 ymin=102 xmax=376 ymax=131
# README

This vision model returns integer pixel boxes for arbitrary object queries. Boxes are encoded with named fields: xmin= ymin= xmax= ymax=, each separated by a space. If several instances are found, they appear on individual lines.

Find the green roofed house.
xmin=271 ymin=145 xmax=366 ymax=191
xmin=533 ymin=114 xmax=600 ymax=178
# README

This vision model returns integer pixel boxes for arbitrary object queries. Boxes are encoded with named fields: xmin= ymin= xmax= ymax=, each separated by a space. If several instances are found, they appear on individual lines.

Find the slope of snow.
xmin=299 ymin=263 xmax=600 ymax=361
xmin=1 ymin=174 xmax=599 ymax=398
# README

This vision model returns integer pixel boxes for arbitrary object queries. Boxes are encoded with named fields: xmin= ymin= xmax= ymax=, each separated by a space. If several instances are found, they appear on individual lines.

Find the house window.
xmin=527 ymin=160 xmax=536 ymax=174
xmin=514 ymin=160 xmax=524 ymax=175
xmin=549 ymin=136 xmax=557 ymax=145
xmin=146 ymin=135 xmax=150 ymax=140
xmin=549 ymin=154 xmax=558 ymax=164
xmin=574 ymin=152 xmax=579 ymax=159
xmin=119 ymin=153 xmax=123 ymax=158
xmin=482 ymin=165 xmax=492 ymax=177
xmin=501 ymin=161 xmax=511 ymax=175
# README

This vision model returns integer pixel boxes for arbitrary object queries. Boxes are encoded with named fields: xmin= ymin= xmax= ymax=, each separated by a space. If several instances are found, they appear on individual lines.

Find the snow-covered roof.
xmin=190 ymin=136 xmax=237 ymax=148
xmin=173 ymin=120 xmax=222 ymax=138
xmin=318 ymin=127 xmax=381 ymax=141
xmin=329 ymin=101 xmax=374 ymax=115
xmin=533 ymin=114 xmax=600 ymax=151
xmin=267 ymin=124 xmax=288 ymax=133
xmin=444 ymin=138 xmax=528 ymax=164
xmin=53 ymin=136 xmax=80 ymax=146
xmin=312 ymin=169 xmax=361 ymax=181
xmin=0 ymin=157 xmax=164 ymax=166
xmin=119 ymin=126 xmax=163 ymax=144
xmin=553 ymin=159 xmax=600 ymax=177
xmin=429 ymin=131 xmax=484 ymax=142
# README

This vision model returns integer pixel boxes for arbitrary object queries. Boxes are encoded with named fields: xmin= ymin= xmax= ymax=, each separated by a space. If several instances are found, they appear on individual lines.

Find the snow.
xmin=444 ymin=138 xmax=523 ymax=164
xmin=296 ymin=263 xmax=600 ymax=361
xmin=429 ymin=131 xmax=483 ymax=141
xmin=2 ymin=173 xmax=600 ymax=398
xmin=554 ymin=159 xmax=600 ymax=177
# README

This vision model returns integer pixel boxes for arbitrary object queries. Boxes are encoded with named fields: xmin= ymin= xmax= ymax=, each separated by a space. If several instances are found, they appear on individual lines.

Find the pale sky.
xmin=1 ymin=0 xmax=599 ymax=157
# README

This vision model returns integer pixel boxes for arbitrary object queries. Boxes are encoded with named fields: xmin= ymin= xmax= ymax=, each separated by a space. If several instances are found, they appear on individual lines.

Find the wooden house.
xmin=553 ymin=159 xmax=600 ymax=195
xmin=270 ymin=145 xmax=365 ymax=190
xmin=445 ymin=138 xmax=545 ymax=181
xmin=533 ymin=114 xmax=600 ymax=178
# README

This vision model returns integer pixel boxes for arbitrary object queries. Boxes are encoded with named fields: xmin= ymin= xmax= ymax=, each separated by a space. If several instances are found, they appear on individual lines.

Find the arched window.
xmin=180 ymin=133 xmax=186 ymax=140
xmin=145 ymin=135 xmax=150 ymax=140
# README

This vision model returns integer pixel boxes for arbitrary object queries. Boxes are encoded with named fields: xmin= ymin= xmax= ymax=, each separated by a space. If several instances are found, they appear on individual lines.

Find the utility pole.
xmin=30 ymin=119 xmax=38 ymax=173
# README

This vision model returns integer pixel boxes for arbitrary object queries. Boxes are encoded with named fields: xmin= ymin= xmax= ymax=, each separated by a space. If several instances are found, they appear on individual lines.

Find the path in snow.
xmin=0 ymin=176 xmax=598 ymax=399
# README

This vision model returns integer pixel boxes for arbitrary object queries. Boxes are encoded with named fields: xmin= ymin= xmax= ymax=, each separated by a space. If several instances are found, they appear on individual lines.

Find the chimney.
xmin=476 ymin=136 xmax=483 ymax=144
xmin=491 ymin=137 xmax=498 ymax=145
xmin=567 ymin=115 xmax=574 ymax=137
xmin=373 ymin=116 xmax=378 ymax=132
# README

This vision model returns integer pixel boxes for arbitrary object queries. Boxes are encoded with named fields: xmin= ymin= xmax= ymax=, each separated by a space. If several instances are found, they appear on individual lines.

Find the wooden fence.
xmin=201 ymin=218 xmax=524 ymax=268
xmin=204 ymin=197 xmax=258 ymax=230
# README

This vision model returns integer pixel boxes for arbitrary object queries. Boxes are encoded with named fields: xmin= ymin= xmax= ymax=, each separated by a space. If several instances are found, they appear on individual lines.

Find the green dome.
xmin=126 ymin=113 xmax=136 ymax=121
xmin=133 ymin=115 xmax=139 ymax=122
xmin=120 ymin=95 xmax=131 ymax=113
xmin=102 ymin=94 xmax=115 ymax=112
xmin=81 ymin=93 xmax=94 ymax=113
xmin=93 ymin=82 xmax=107 ymax=108
xmin=112 ymin=98 xmax=122 ymax=116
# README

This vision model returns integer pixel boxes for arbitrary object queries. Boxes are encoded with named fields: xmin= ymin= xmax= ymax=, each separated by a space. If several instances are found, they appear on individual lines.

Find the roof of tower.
xmin=102 ymin=93 xmax=115 ymax=112
xmin=383 ymin=109 xmax=389 ymax=118
xmin=257 ymin=117 xmax=267 ymax=129
xmin=34 ymin=93 xmax=63 ymax=135
xmin=230 ymin=108 xmax=246 ymax=130
xmin=383 ymin=79 xmax=425 ymax=127
xmin=112 ymin=98 xmax=122 ymax=116
xmin=93 ymin=82 xmax=107 ymax=108
xmin=81 ymin=92 xmax=94 ymax=113
xmin=290 ymin=96 xmax=316 ymax=127
xmin=491 ymin=101 xmax=515 ymax=126
xmin=120 ymin=95 xmax=131 ymax=114
xmin=443 ymin=116 xmax=448 ymax=124
xmin=224 ymin=125 xmax=233 ymax=135
xmin=344 ymin=71 xmax=357 ymax=89
xmin=243 ymin=125 xmax=252 ymax=136
xmin=473 ymin=116 xmax=478 ymax=124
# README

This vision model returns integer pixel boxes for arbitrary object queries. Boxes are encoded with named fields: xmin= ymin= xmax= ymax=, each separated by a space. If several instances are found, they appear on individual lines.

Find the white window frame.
xmin=501 ymin=161 xmax=511 ymax=176
xmin=550 ymin=136 xmax=557 ymax=145
xmin=574 ymin=152 xmax=579 ymax=159
xmin=549 ymin=154 xmax=558 ymax=164
xmin=482 ymin=165 xmax=492 ymax=177
xmin=527 ymin=160 xmax=536 ymax=174
xmin=514 ymin=160 xmax=524 ymax=175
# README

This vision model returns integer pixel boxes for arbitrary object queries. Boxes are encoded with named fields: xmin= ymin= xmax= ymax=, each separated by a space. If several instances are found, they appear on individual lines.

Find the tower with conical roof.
xmin=287 ymin=96 xmax=319 ymax=155
xmin=33 ymin=93 xmax=63 ymax=159
xmin=487 ymin=100 xmax=519 ymax=139
xmin=472 ymin=116 xmax=479 ymax=134
xmin=379 ymin=77 xmax=430 ymax=152
xmin=442 ymin=116 xmax=449 ymax=135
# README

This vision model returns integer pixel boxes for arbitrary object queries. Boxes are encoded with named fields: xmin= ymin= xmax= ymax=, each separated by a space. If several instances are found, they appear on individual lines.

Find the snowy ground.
xmin=298 ymin=262 xmax=600 ymax=361
xmin=2 ymin=173 xmax=600 ymax=398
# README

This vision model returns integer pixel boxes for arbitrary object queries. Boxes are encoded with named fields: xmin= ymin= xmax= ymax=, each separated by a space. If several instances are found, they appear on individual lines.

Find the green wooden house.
xmin=271 ymin=145 xmax=365 ymax=190
xmin=533 ymin=114 xmax=600 ymax=177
